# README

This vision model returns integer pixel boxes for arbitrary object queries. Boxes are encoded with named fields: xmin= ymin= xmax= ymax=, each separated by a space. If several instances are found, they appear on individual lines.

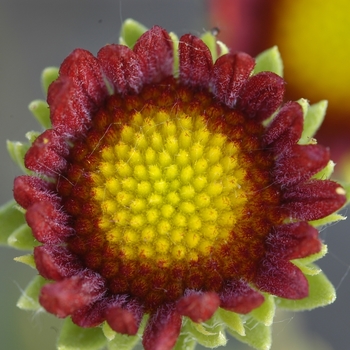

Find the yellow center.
xmin=93 ymin=109 xmax=246 ymax=264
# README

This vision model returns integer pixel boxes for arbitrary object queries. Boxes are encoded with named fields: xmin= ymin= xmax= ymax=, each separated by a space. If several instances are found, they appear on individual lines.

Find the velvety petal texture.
xmin=11 ymin=23 xmax=347 ymax=350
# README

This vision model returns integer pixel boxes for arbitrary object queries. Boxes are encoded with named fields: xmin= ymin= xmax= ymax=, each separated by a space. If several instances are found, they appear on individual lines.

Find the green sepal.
xmin=228 ymin=318 xmax=271 ymax=350
xmin=25 ymin=131 xmax=40 ymax=143
xmin=57 ymin=318 xmax=107 ymax=350
xmin=169 ymin=32 xmax=179 ymax=77
xmin=201 ymin=31 xmax=218 ymax=62
xmin=299 ymin=100 xmax=328 ymax=144
xmin=340 ymin=181 xmax=350 ymax=205
xmin=313 ymin=160 xmax=335 ymax=180
xmin=216 ymin=40 xmax=229 ymax=57
xmin=14 ymin=254 xmax=36 ymax=268
xmin=310 ymin=213 xmax=346 ymax=228
xmin=7 ymin=222 xmax=37 ymax=250
xmin=296 ymin=98 xmax=309 ymax=122
xmin=28 ymin=99 xmax=51 ymax=129
xmin=292 ymin=261 xmax=321 ymax=276
xmin=102 ymin=322 xmax=116 ymax=341
xmin=173 ymin=333 xmax=197 ymax=350
xmin=119 ymin=19 xmax=148 ymax=48
xmin=218 ymin=308 xmax=245 ymax=336
xmin=186 ymin=317 xmax=227 ymax=348
xmin=6 ymin=140 xmax=30 ymax=174
xmin=254 ymin=46 xmax=283 ymax=77
xmin=106 ymin=331 xmax=141 ymax=350
xmin=250 ymin=294 xmax=276 ymax=326
xmin=293 ymin=243 xmax=327 ymax=266
xmin=41 ymin=67 xmax=59 ymax=94
xmin=0 ymin=199 xmax=26 ymax=245
xmin=275 ymin=272 xmax=336 ymax=311
xmin=16 ymin=275 xmax=47 ymax=311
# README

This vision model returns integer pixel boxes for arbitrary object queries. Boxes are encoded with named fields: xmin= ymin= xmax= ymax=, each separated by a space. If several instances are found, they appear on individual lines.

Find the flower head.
xmin=5 ymin=19 xmax=348 ymax=350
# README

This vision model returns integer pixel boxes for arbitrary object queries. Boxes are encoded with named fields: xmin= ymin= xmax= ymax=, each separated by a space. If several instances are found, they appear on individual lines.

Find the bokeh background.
xmin=1 ymin=1 xmax=349 ymax=349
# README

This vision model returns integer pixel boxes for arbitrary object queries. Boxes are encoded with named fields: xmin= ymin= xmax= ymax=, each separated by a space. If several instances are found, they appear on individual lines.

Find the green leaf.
xmin=6 ymin=140 xmax=30 ymax=174
xmin=228 ymin=318 xmax=271 ymax=350
xmin=218 ymin=308 xmax=245 ymax=336
xmin=28 ymin=99 xmax=51 ymax=129
xmin=7 ymin=223 xmax=38 ymax=250
xmin=119 ymin=19 xmax=148 ymax=48
xmin=299 ymin=100 xmax=328 ymax=144
xmin=250 ymin=294 xmax=276 ymax=326
xmin=41 ymin=67 xmax=59 ymax=94
xmin=254 ymin=46 xmax=283 ymax=77
xmin=187 ymin=318 xmax=227 ymax=348
xmin=0 ymin=199 xmax=26 ymax=245
xmin=16 ymin=275 xmax=47 ymax=311
xmin=57 ymin=318 xmax=107 ymax=350
xmin=276 ymin=272 xmax=336 ymax=311
xmin=14 ymin=254 xmax=36 ymax=268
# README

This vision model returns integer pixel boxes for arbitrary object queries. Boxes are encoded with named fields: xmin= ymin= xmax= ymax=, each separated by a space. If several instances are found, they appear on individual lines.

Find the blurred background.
xmin=0 ymin=0 xmax=349 ymax=349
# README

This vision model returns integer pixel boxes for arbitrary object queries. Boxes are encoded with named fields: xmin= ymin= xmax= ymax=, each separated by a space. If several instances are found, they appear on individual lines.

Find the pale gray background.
xmin=1 ymin=1 xmax=349 ymax=349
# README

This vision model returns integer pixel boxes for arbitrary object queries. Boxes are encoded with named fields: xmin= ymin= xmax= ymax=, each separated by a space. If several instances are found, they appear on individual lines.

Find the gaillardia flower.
xmin=4 ymin=20 xmax=349 ymax=350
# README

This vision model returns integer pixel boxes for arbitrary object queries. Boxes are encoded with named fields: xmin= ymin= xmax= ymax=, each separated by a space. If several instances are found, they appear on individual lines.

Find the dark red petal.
xmin=263 ymin=101 xmax=303 ymax=152
xmin=266 ymin=222 xmax=321 ymax=260
xmin=13 ymin=175 xmax=57 ymax=209
xmin=176 ymin=291 xmax=220 ymax=323
xmin=48 ymin=78 xmax=96 ymax=137
xmin=24 ymin=129 xmax=69 ymax=176
xmin=39 ymin=271 xmax=105 ymax=318
xmin=237 ymin=71 xmax=285 ymax=122
xmin=282 ymin=180 xmax=346 ymax=220
xmin=273 ymin=144 xmax=330 ymax=186
xmin=58 ymin=48 xmax=107 ymax=106
xmin=210 ymin=52 xmax=255 ymax=108
xmin=106 ymin=300 xmax=143 ymax=335
xmin=72 ymin=299 xmax=109 ymax=328
xmin=142 ymin=304 xmax=182 ymax=350
xmin=179 ymin=34 xmax=213 ymax=87
xmin=26 ymin=201 xmax=73 ymax=244
xmin=34 ymin=245 xmax=83 ymax=281
xmin=98 ymin=44 xmax=145 ymax=95
xmin=254 ymin=258 xmax=308 ymax=299
xmin=133 ymin=26 xmax=173 ymax=84
xmin=219 ymin=280 xmax=264 ymax=314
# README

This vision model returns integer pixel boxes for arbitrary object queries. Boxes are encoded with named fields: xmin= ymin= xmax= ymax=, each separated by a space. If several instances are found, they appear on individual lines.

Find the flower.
xmin=208 ymin=0 xmax=350 ymax=163
xmin=3 ymin=19 xmax=348 ymax=350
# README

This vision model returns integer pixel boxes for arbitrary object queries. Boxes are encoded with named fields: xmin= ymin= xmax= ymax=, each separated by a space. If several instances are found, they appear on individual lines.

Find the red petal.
xmin=39 ymin=271 xmax=105 ymax=318
xmin=133 ymin=26 xmax=173 ymax=84
xmin=98 ymin=44 xmax=145 ymax=94
xmin=26 ymin=201 xmax=73 ymax=244
xmin=219 ymin=280 xmax=264 ymax=314
xmin=263 ymin=101 xmax=303 ymax=152
xmin=282 ymin=180 xmax=346 ymax=220
xmin=237 ymin=71 xmax=285 ymax=122
xmin=48 ymin=78 xmax=96 ymax=137
xmin=273 ymin=144 xmax=330 ymax=186
xmin=24 ymin=129 xmax=69 ymax=176
xmin=179 ymin=34 xmax=213 ymax=87
xmin=106 ymin=300 xmax=143 ymax=335
xmin=13 ymin=175 xmax=57 ymax=209
xmin=210 ymin=52 xmax=255 ymax=108
xmin=72 ymin=299 xmax=109 ymax=328
xmin=142 ymin=304 xmax=182 ymax=350
xmin=266 ymin=222 xmax=321 ymax=260
xmin=176 ymin=291 xmax=220 ymax=322
xmin=254 ymin=258 xmax=308 ymax=299
xmin=58 ymin=48 xmax=107 ymax=106
xmin=34 ymin=245 xmax=83 ymax=281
